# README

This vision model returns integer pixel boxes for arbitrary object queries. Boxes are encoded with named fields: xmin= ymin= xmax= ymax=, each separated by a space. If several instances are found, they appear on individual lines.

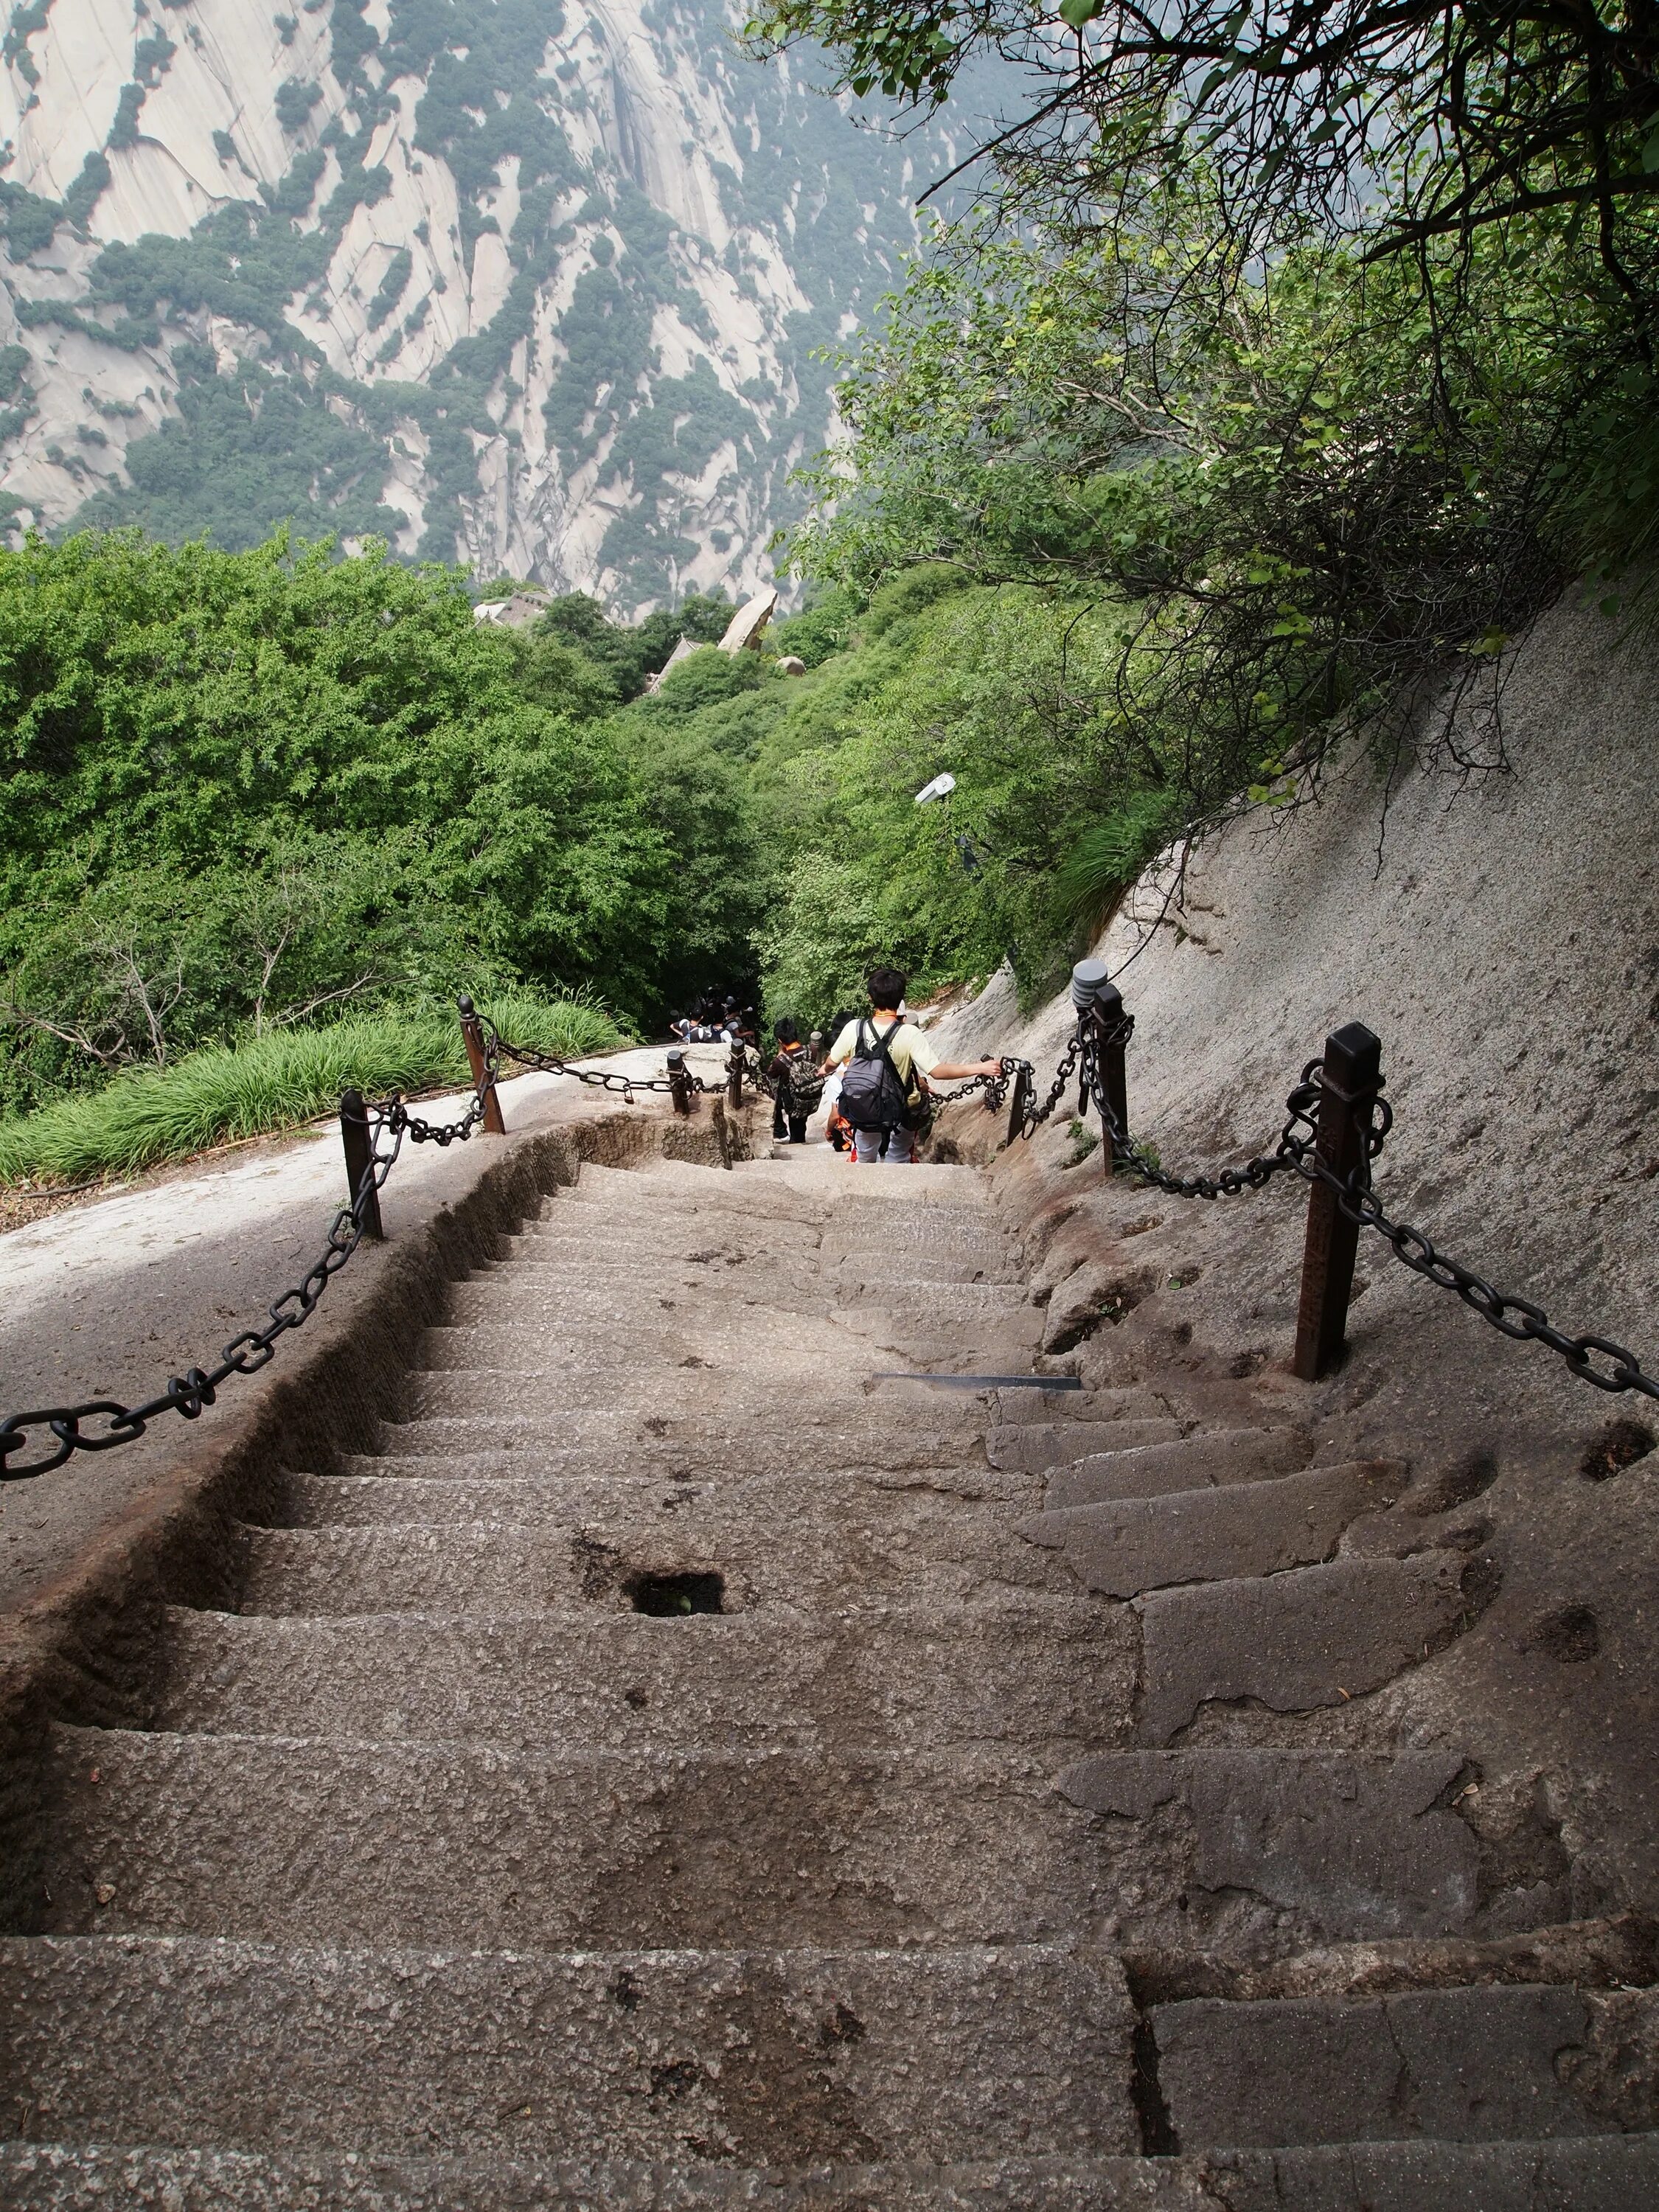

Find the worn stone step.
xmin=374 ymin=1385 xmax=1135 ymax=1459
xmin=411 ymin=1314 xmax=1040 ymax=1385
xmin=158 ymin=1595 xmax=1137 ymax=1754
xmin=0 ymin=1936 xmax=1135 ymax=2165
xmin=301 ymin=1463 xmax=1035 ymax=1525
xmin=728 ymin=1155 xmax=997 ymax=1197
xmin=5 ymin=2138 xmax=1658 ymax=2211
xmin=1043 ymin=1428 xmax=1312 ymax=1511
xmin=41 ymin=1731 xmax=1098 ymax=1950
xmin=368 ymin=1408 xmax=987 ymax=1474
xmin=1021 ymin=1461 xmax=1408 ymax=1598
xmin=506 ymin=1234 xmax=1018 ymax=1288
xmin=1138 ymin=1552 xmax=1472 ymax=1743
xmin=520 ymin=1221 xmax=1013 ymax=1274
xmin=539 ymin=1209 xmax=1014 ymax=1271
xmin=556 ymin=1177 xmax=998 ymax=1236
xmin=240 ymin=1488 xmax=1064 ymax=1614
xmin=988 ymin=1418 xmax=1187 ymax=1473
xmin=445 ymin=1282 xmax=1037 ymax=1354
xmin=1057 ymin=1750 xmax=1480 ymax=1947
xmin=394 ymin=1364 xmax=1033 ymax=1421
xmin=1149 ymin=1983 xmax=1650 ymax=2148
xmin=819 ymin=1224 xmax=1017 ymax=1270
xmin=393 ymin=1366 xmax=953 ymax=1421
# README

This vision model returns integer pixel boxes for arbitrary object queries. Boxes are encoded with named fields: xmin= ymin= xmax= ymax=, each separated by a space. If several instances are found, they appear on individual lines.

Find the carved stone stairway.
xmin=1 ymin=1150 xmax=1654 ymax=2208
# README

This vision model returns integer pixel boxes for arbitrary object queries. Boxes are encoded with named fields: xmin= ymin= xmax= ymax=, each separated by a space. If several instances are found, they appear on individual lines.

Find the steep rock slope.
xmin=0 ymin=0 xmax=959 ymax=607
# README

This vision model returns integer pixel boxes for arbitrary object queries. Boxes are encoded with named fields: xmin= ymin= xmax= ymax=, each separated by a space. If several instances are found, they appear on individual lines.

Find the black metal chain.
xmin=1066 ymin=1041 xmax=1656 ymax=1402
xmin=1 ymin=1040 xmax=508 ymax=1483
xmin=1004 ymin=1037 xmax=1080 ymax=1141
xmin=484 ymin=1015 xmax=715 ymax=1100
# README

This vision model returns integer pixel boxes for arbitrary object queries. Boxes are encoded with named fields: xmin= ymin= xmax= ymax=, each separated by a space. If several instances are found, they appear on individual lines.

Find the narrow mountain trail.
xmin=1 ymin=1148 xmax=1654 ymax=2208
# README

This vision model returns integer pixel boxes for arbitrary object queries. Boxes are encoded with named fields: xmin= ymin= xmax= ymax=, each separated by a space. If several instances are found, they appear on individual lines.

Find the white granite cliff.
xmin=0 ymin=0 xmax=945 ymax=608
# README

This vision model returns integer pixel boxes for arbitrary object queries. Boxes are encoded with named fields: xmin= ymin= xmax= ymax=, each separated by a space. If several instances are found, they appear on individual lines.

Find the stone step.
xmin=394 ymin=1366 xmax=1029 ymax=1422
xmin=0 ymin=1936 xmax=1136 ymax=2165
xmin=240 ymin=1489 xmax=1064 ymax=1614
xmin=410 ymin=1318 xmax=1039 ymax=1385
xmin=374 ymin=1385 xmax=1135 ymax=1455
xmin=556 ymin=1178 xmax=999 ymax=1234
xmin=1020 ymin=1461 xmax=1408 ymax=1598
xmin=1043 ymin=1429 xmax=1312 ymax=1511
xmin=6 ymin=2138 xmax=1659 ymax=2211
xmin=1148 ymin=1983 xmax=1649 ymax=2148
xmin=41 ymin=1731 xmax=1097 ymax=1950
xmin=368 ymin=1409 xmax=987 ymax=1473
xmin=506 ymin=1233 xmax=1018 ymax=1287
xmin=300 ymin=1463 xmax=1035 ymax=1525
xmin=1137 ymin=1553 xmax=1476 ymax=1744
xmin=158 ymin=1596 xmax=1137 ymax=1753
xmin=729 ymin=1156 xmax=997 ymax=1200
xmin=1056 ymin=1750 xmax=1480 ymax=1946
xmin=458 ymin=1270 xmax=1034 ymax=1321
xmin=535 ymin=1210 xmax=1017 ymax=1275
xmin=988 ymin=1419 xmax=1187 ymax=1472
xmin=819 ymin=1221 xmax=1017 ymax=1267
xmin=394 ymin=1345 xmax=947 ymax=1416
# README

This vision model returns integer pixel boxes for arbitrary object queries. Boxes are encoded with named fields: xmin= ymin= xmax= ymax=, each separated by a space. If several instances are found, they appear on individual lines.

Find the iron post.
xmin=1293 ymin=1021 xmax=1384 ymax=1381
xmin=1004 ymin=1062 xmax=1031 ymax=1150
xmin=667 ymin=1048 xmax=694 ymax=1118
xmin=456 ymin=995 xmax=506 ymax=1135
xmin=338 ymin=1088 xmax=384 ymax=1241
xmin=1072 ymin=959 xmax=1128 ymax=1178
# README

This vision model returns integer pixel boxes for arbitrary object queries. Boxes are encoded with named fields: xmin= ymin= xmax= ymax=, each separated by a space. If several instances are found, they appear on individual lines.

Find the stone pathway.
xmin=1 ymin=1149 xmax=1655 ymax=2206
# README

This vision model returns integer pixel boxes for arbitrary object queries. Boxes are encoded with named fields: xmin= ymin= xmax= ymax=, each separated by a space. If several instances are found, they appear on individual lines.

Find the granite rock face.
xmin=0 ymin=0 xmax=973 ymax=607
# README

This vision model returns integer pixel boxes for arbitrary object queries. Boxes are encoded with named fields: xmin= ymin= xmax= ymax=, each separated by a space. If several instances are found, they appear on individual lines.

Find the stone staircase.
xmin=2 ymin=1150 xmax=1655 ymax=2208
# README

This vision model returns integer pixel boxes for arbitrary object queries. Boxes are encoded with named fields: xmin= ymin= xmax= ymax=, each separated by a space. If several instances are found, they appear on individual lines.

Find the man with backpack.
xmin=821 ymin=967 xmax=1001 ymax=1166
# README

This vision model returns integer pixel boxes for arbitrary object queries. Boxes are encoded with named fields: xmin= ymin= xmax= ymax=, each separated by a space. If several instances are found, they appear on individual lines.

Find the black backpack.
xmin=838 ymin=1019 xmax=913 ymax=1131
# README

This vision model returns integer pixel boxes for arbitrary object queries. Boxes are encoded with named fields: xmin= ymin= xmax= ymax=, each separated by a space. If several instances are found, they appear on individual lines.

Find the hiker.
xmin=766 ymin=1016 xmax=823 ymax=1144
xmin=821 ymin=967 xmax=1001 ymax=1166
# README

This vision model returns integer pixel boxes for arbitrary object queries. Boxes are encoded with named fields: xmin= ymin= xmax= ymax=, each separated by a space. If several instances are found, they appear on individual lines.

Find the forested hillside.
xmin=4 ymin=0 xmax=1657 ymax=1180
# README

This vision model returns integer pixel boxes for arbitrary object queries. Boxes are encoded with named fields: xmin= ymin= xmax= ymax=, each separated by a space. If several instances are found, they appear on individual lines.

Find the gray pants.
xmin=854 ymin=1127 xmax=913 ymax=1166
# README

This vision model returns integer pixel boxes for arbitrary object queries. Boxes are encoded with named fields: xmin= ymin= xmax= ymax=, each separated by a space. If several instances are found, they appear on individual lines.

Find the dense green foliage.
xmin=0 ymin=532 xmax=761 ymax=1133
xmin=0 ymin=995 xmax=618 ymax=1184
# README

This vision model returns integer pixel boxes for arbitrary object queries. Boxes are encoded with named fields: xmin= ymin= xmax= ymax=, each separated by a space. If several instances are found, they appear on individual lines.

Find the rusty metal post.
xmin=456 ymin=995 xmax=506 ymax=1135
xmin=1293 ymin=1022 xmax=1383 ymax=1382
xmin=339 ymin=1088 xmax=384 ymax=1241
xmin=667 ymin=1048 xmax=694 ymax=1118
xmin=1004 ymin=1062 xmax=1031 ymax=1150
xmin=1072 ymin=960 xmax=1128 ymax=1178
xmin=727 ymin=1035 xmax=746 ymax=1111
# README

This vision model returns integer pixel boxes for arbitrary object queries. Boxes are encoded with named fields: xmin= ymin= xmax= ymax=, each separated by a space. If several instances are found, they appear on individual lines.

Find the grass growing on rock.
xmin=0 ymin=996 xmax=622 ymax=1186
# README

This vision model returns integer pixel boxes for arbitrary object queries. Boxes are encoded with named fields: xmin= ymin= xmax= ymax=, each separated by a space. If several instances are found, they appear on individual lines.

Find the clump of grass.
xmin=0 ymin=995 xmax=623 ymax=1186
xmin=1065 ymin=1116 xmax=1100 ymax=1167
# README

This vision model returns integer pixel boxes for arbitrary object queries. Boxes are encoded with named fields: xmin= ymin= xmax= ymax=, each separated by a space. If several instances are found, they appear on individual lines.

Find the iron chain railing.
xmin=963 ymin=961 xmax=1656 ymax=1405
xmin=0 ymin=1001 xmax=731 ymax=1484
xmin=8 ymin=976 xmax=1652 ymax=1483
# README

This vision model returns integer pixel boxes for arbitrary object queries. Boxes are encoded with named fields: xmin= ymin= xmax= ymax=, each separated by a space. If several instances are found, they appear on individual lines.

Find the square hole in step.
xmin=625 ymin=1569 xmax=726 ymax=1616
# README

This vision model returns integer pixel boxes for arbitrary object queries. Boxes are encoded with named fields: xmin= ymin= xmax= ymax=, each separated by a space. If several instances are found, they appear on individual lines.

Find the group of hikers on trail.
xmin=762 ymin=965 xmax=1002 ymax=1166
